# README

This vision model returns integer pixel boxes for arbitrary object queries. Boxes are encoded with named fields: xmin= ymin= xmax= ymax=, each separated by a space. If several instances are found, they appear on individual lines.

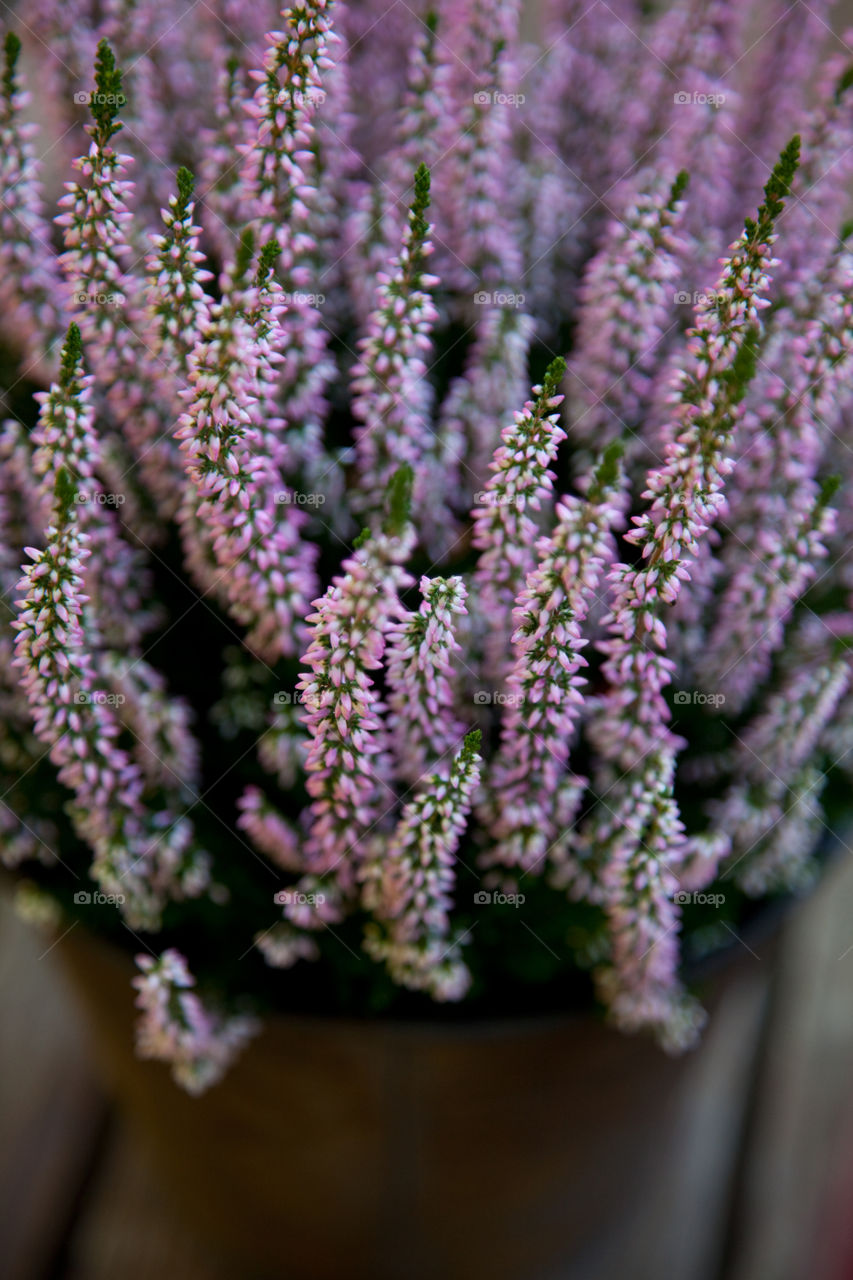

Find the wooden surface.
xmin=3 ymin=856 xmax=853 ymax=1280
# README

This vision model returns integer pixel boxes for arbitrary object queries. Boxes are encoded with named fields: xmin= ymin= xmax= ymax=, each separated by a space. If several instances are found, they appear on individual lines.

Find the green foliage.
xmin=382 ymin=464 xmax=414 ymax=537
xmin=91 ymin=39 xmax=125 ymax=145
xmin=175 ymin=165 xmax=195 ymax=219
xmin=2 ymin=30 xmax=21 ymax=101
xmin=745 ymin=134 xmax=800 ymax=243
xmin=59 ymin=323 xmax=83 ymax=390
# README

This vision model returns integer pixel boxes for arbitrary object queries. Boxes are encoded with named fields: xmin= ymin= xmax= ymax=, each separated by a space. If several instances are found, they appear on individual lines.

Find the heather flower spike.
xmin=57 ymin=39 xmax=183 ymax=525
xmin=175 ymin=231 xmax=318 ymax=661
xmin=385 ymin=574 xmax=468 ymax=785
xmin=364 ymin=730 xmax=482 ymax=1000
xmin=472 ymin=356 xmax=567 ymax=670
xmin=0 ymin=30 xmax=66 ymax=374
xmin=147 ymin=165 xmax=213 ymax=372
xmin=711 ymin=640 xmax=851 ymax=897
xmin=483 ymin=443 xmax=626 ymax=875
xmin=134 ymin=950 xmax=257 ymax=1094
xmin=291 ymin=466 xmax=416 ymax=915
xmin=588 ymin=137 xmax=801 ymax=1047
xmin=569 ymin=169 xmax=689 ymax=456
xmin=352 ymin=162 xmax=441 ymax=534
xmin=240 ymin=0 xmax=337 ymax=459
xmin=700 ymin=243 xmax=853 ymax=708
xmin=14 ymin=326 xmax=209 ymax=927
xmin=29 ymin=322 xmax=152 ymax=653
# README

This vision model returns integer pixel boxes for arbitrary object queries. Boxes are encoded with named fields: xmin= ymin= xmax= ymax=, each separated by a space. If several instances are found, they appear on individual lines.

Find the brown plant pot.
xmin=56 ymin=922 xmax=775 ymax=1280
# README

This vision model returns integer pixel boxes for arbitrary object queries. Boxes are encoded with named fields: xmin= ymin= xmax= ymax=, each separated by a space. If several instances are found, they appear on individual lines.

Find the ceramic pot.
xmin=56 ymin=918 xmax=779 ymax=1280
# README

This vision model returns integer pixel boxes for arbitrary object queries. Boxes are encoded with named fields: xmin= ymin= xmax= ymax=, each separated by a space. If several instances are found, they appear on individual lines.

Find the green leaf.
xmin=91 ymin=39 xmax=125 ymax=144
xmin=382 ymin=464 xmax=414 ymax=537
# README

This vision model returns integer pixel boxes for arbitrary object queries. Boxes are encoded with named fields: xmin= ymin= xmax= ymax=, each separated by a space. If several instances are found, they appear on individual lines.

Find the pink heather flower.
xmin=700 ymin=243 xmax=853 ymax=709
xmin=146 ymin=166 xmax=213 ymax=392
xmin=29 ymin=324 xmax=155 ymax=653
xmin=5 ymin=3 xmax=853 ymax=1078
xmin=483 ymin=445 xmax=626 ymax=875
xmin=385 ymin=575 xmax=468 ymax=786
xmin=338 ymin=0 xmax=415 ymax=162
xmin=515 ymin=29 xmax=590 ymax=333
xmin=382 ymin=11 xmax=449 ymax=239
xmin=343 ymin=11 xmax=448 ymax=332
xmin=585 ymin=139 xmax=800 ymax=1046
xmin=432 ymin=0 xmax=523 ymax=296
xmin=567 ymin=170 xmax=688 ymax=456
xmin=55 ymin=40 xmax=183 ymax=522
xmin=471 ymin=358 xmax=567 ymax=671
xmin=175 ymin=244 xmax=318 ymax=661
xmin=239 ymin=1 xmax=337 ymax=235
xmin=0 ymin=33 xmax=67 ymax=377
xmin=13 ymin=326 xmax=209 ymax=926
xmin=294 ymin=501 xmax=415 ymax=909
xmin=238 ymin=1 xmax=337 ymax=443
xmin=728 ymin=0 xmax=833 ymax=224
xmin=198 ymin=54 xmax=254 ymax=267
xmin=0 ymin=419 xmax=44 ymax=543
xmin=709 ymin=634 xmax=851 ymax=895
xmin=351 ymin=163 xmax=441 ymax=536
xmin=14 ymin=515 xmax=153 ymax=924
xmin=772 ymin=54 xmax=853 ymax=304
xmin=16 ymin=325 xmax=206 ymax=916
xmin=593 ymin=140 xmax=799 ymax=769
xmin=591 ymin=751 xmax=707 ymax=1054
xmin=134 ymin=949 xmax=257 ymax=1094
xmin=306 ymin=19 xmax=359 ymax=325
xmin=363 ymin=731 xmax=482 ymax=1001
xmin=237 ymin=785 xmax=302 ymax=873
xmin=665 ymin=3 xmax=745 ymax=274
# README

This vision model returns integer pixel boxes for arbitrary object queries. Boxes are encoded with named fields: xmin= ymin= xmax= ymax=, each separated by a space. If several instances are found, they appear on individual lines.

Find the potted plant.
xmin=2 ymin=0 xmax=853 ymax=1275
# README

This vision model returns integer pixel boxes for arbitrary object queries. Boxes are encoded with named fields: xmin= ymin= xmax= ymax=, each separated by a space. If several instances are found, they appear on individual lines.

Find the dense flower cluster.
xmin=2 ymin=0 xmax=853 ymax=1090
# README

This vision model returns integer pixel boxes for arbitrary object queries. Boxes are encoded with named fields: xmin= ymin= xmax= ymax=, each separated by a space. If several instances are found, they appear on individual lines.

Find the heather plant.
xmin=2 ymin=0 xmax=853 ymax=1091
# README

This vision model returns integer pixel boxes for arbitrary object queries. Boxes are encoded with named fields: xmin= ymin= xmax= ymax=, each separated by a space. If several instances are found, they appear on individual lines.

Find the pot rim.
xmin=16 ymin=824 xmax=849 ymax=1040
